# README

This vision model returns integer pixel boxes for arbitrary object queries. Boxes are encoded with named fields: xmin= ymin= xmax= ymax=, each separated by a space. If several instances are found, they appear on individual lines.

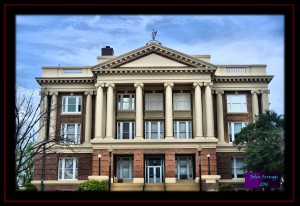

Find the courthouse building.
xmin=32 ymin=37 xmax=273 ymax=191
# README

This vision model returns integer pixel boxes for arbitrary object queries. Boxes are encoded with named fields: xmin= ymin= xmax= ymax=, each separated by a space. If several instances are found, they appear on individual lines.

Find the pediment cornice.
xmin=91 ymin=43 xmax=217 ymax=72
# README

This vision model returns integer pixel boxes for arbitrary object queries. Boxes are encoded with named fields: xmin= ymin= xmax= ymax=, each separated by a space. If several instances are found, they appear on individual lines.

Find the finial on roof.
xmin=152 ymin=29 xmax=157 ymax=40
xmin=146 ymin=29 xmax=161 ymax=45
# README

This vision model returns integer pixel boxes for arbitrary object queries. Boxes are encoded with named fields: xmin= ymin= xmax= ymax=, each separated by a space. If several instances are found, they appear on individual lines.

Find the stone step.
xmin=143 ymin=183 xmax=165 ymax=192
xmin=166 ymin=183 xmax=199 ymax=191
xmin=111 ymin=183 xmax=143 ymax=191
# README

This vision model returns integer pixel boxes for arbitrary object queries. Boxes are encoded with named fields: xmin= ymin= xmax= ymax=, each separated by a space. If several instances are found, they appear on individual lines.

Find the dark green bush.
xmin=77 ymin=180 xmax=108 ymax=192
xmin=218 ymin=183 xmax=234 ymax=191
xmin=24 ymin=183 xmax=38 ymax=191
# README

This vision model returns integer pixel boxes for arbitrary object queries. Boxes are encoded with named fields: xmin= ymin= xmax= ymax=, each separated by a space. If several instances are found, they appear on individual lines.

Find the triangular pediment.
xmin=120 ymin=53 xmax=188 ymax=67
xmin=91 ymin=43 xmax=217 ymax=71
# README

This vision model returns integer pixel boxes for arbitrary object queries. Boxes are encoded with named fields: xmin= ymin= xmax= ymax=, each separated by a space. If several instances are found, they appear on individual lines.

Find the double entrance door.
xmin=145 ymin=156 xmax=164 ymax=183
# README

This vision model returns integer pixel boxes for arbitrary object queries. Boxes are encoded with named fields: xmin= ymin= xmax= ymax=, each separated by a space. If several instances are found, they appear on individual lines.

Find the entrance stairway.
xmin=111 ymin=180 xmax=199 ymax=192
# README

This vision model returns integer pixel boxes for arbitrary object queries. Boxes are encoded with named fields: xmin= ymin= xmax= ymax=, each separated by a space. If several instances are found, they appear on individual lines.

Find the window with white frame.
xmin=174 ymin=121 xmax=192 ymax=139
xmin=58 ymin=158 xmax=78 ymax=180
xmin=62 ymin=96 xmax=82 ymax=113
xmin=231 ymin=157 xmax=244 ymax=178
xmin=145 ymin=93 xmax=163 ymax=110
xmin=228 ymin=122 xmax=247 ymax=142
xmin=118 ymin=94 xmax=135 ymax=110
xmin=117 ymin=122 xmax=135 ymax=139
xmin=117 ymin=157 xmax=134 ymax=179
xmin=227 ymin=94 xmax=247 ymax=112
xmin=145 ymin=121 xmax=164 ymax=139
xmin=60 ymin=124 xmax=81 ymax=144
xmin=173 ymin=93 xmax=191 ymax=110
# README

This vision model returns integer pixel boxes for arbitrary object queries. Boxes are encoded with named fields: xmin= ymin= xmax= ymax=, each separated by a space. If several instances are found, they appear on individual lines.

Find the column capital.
xmin=134 ymin=82 xmax=144 ymax=88
xmin=164 ymin=82 xmax=174 ymax=88
xmin=49 ymin=91 xmax=58 ymax=96
xmin=251 ymin=90 xmax=259 ymax=94
xmin=193 ymin=82 xmax=203 ymax=87
xmin=214 ymin=90 xmax=224 ymax=95
xmin=261 ymin=90 xmax=270 ymax=94
xmin=105 ymin=83 xmax=115 ymax=88
xmin=84 ymin=91 xmax=94 ymax=95
xmin=203 ymin=82 xmax=213 ymax=87
xmin=95 ymin=83 xmax=105 ymax=88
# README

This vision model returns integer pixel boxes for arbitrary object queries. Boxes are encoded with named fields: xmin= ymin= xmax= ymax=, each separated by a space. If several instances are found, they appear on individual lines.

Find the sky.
xmin=16 ymin=15 xmax=284 ymax=115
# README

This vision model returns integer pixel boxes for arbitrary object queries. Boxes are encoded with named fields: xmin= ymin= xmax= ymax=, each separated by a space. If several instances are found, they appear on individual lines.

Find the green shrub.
xmin=77 ymin=180 xmax=108 ymax=192
xmin=24 ymin=183 xmax=38 ymax=191
xmin=218 ymin=183 xmax=234 ymax=191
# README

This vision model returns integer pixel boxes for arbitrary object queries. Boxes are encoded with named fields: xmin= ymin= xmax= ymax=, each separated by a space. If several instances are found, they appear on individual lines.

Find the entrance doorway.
xmin=145 ymin=156 xmax=164 ymax=183
xmin=175 ymin=155 xmax=194 ymax=180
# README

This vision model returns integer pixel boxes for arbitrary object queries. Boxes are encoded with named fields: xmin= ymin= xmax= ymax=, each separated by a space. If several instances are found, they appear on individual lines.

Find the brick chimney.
xmin=101 ymin=46 xmax=114 ymax=56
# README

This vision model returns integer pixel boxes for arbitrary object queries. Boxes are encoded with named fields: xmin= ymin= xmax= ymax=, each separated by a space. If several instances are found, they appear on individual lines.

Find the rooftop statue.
xmin=152 ymin=29 xmax=157 ymax=40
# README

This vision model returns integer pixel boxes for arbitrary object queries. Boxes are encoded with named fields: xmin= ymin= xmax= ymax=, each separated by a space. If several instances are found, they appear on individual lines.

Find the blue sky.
xmin=16 ymin=15 xmax=284 ymax=115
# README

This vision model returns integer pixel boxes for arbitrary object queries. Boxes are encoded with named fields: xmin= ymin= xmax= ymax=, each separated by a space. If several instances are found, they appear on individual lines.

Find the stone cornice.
xmin=214 ymin=75 xmax=273 ymax=83
xmin=91 ymin=44 xmax=217 ymax=71
xmin=35 ymin=77 xmax=95 ymax=85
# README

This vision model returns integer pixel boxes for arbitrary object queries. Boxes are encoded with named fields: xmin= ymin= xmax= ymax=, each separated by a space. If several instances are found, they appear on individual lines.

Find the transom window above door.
xmin=173 ymin=93 xmax=191 ymax=110
xmin=118 ymin=94 xmax=135 ymax=111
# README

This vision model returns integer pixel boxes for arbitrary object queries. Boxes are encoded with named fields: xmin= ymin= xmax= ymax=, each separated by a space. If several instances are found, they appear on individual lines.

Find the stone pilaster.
xmin=204 ymin=83 xmax=214 ymax=138
xmin=95 ymin=83 xmax=105 ymax=139
xmin=105 ymin=83 xmax=115 ymax=139
xmin=49 ymin=92 xmax=58 ymax=140
xmin=84 ymin=91 xmax=93 ymax=144
xmin=215 ymin=90 xmax=225 ymax=143
xmin=261 ymin=90 xmax=270 ymax=113
xmin=193 ymin=82 xmax=203 ymax=139
xmin=164 ymin=82 xmax=174 ymax=139
xmin=251 ymin=90 xmax=259 ymax=121
xmin=134 ymin=82 xmax=144 ymax=139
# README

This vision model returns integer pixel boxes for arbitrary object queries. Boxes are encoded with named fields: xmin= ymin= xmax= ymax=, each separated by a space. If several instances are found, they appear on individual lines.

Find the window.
xmin=174 ymin=121 xmax=192 ymax=139
xmin=118 ymin=94 xmax=135 ymax=110
xmin=62 ymin=96 xmax=82 ymax=113
xmin=58 ymin=158 xmax=78 ymax=180
xmin=60 ymin=124 xmax=81 ymax=144
xmin=145 ymin=121 xmax=164 ymax=139
xmin=117 ymin=157 xmax=134 ymax=179
xmin=173 ymin=93 xmax=191 ymax=110
xmin=227 ymin=94 xmax=247 ymax=112
xmin=228 ymin=122 xmax=247 ymax=142
xmin=232 ymin=158 xmax=244 ymax=178
xmin=175 ymin=156 xmax=193 ymax=179
xmin=145 ymin=93 xmax=163 ymax=110
xmin=117 ymin=122 xmax=135 ymax=139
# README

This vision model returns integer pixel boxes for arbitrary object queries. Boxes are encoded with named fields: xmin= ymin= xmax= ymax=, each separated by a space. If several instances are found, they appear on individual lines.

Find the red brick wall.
xmin=216 ymin=152 xmax=244 ymax=179
xmin=223 ymin=91 xmax=253 ymax=143
xmin=55 ymin=93 xmax=86 ymax=144
xmin=33 ymin=153 xmax=92 ymax=181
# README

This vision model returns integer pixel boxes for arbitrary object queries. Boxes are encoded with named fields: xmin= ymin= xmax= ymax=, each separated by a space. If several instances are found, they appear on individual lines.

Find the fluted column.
xmin=38 ymin=91 xmax=48 ymax=142
xmin=164 ymin=82 xmax=174 ymax=139
xmin=193 ymin=82 xmax=203 ymax=138
xmin=84 ymin=91 xmax=93 ymax=144
xmin=261 ymin=90 xmax=270 ymax=113
xmin=204 ymin=83 xmax=214 ymax=138
xmin=106 ymin=83 xmax=115 ymax=139
xmin=216 ymin=90 xmax=225 ymax=142
xmin=49 ymin=92 xmax=58 ymax=140
xmin=95 ymin=83 xmax=105 ymax=139
xmin=251 ymin=90 xmax=259 ymax=121
xmin=134 ymin=82 xmax=144 ymax=139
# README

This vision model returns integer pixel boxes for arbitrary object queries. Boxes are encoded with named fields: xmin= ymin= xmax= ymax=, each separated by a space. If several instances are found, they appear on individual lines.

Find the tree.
xmin=233 ymin=110 xmax=284 ymax=174
xmin=15 ymin=86 xmax=79 ymax=190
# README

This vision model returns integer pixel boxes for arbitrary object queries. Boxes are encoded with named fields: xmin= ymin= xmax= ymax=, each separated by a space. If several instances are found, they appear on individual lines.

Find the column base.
xmin=88 ymin=176 xmax=109 ymax=181
xmin=133 ymin=178 xmax=144 ymax=183
xmin=165 ymin=136 xmax=174 ymax=139
xmin=165 ymin=177 xmax=176 ymax=183
xmin=195 ymin=136 xmax=205 ymax=139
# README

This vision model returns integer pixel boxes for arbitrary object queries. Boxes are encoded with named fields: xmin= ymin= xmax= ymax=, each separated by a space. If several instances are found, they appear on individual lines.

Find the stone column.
xmin=38 ymin=91 xmax=48 ymax=142
xmin=204 ymin=83 xmax=214 ymax=138
xmin=134 ymin=82 xmax=144 ymax=139
xmin=84 ymin=91 xmax=93 ymax=144
xmin=251 ymin=90 xmax=259 ymax=121
xmin=106 ymin=83 xmax=115 ymax=139
xmin=95 ymin=83 xmax=105 ymax=139
xmin=261 ymin=90 xmax=270 ymax=113
xmin=49 ymin=92 xmax=58 ymax=140
xmin=193 ymin=82 xmax=203 ymax=138
xmin=164 ymin=82 xmax=174 ymax=139
xmin=216 ymin=90 xmax=225 ymax=143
